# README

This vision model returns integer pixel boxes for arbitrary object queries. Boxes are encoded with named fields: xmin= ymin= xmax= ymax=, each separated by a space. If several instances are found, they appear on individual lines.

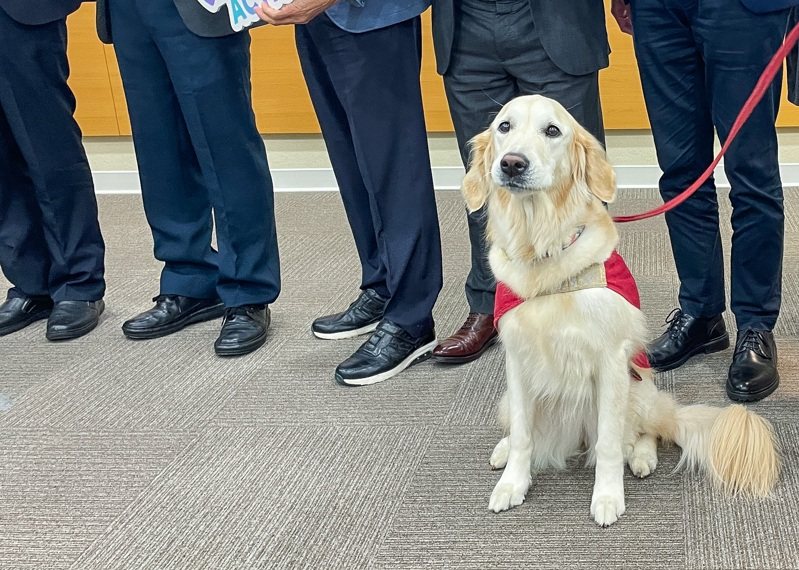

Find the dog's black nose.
xmin=500 ymin=153 xmax=529 ymax=177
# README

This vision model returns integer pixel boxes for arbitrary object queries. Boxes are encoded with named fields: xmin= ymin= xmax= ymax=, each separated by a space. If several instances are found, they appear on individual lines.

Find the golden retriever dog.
xmin=463 ymin=95 xmax=780 ymax=527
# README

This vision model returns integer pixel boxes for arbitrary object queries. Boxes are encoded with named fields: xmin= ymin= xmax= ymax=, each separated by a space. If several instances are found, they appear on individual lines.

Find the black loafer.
xmin=647 ymin=309 xmax=730 ymax=372
xmin=727 ymin=329 xmax=779 ymax=402
xmin=0 ymin=296 xmax=53 ymax=336
xmin=214 ymin=305 xmax=270 ymax=357
xmin=123 ymin=295 xmax=225 ymax=340
xmin=46 ymin=300 xmax=105 ymax=341
xmin=335 ymin=320 xmax=437 ymax=386
xmin=312 ymin=289 xmax=388 ymax=340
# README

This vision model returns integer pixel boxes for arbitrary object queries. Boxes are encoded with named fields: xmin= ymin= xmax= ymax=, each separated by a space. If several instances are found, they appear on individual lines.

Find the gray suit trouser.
xmin=443 ymin=0 xmax=605 ymax=315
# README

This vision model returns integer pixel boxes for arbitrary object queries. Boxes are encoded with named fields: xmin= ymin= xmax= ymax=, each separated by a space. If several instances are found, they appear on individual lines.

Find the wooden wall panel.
xmin=103 ymin=44 xmax=131 ymax=136
xmin=65 ymin=4 xmax=119 ymax=136
xmin=65 ymin=2 xmax=799 ymax=136
xmin=250 ymin=26 xmax=319 ymax=133
xmin=419 ymin=12 xmax=454 ymax=132
xmin=599 ymin=10 xmax=649 ymax=130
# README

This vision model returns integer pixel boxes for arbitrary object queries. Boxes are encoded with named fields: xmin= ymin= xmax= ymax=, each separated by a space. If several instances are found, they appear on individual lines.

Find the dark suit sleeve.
xmin=431 ymin=0 xmax=454 ymax=75
xmin=0 ymin=0 xmax=82 ymax=24
xmin=94 ymin=0 xmax=265 ymax=42
xmin=95 ymin=0 xmax=112 ymax=43
xmin=739 ymin=0 xmax=799 ymax=13
xmin=788 ymin=7 xmax=799 ymax=105
xmin=173 ymin=0 xmax=266 ymax=37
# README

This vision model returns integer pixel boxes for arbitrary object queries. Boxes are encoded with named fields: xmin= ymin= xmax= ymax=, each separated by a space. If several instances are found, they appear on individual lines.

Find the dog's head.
xmin=462 ymin=95 xmax=616 ymax=212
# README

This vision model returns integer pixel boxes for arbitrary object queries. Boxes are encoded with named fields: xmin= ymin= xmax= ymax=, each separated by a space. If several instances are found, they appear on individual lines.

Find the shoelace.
xmin=736 ymin=330 xmax=768 ymax=359
xmin=664 ymin=308 xmax=692 ymax=341
xmin=225 ymin=305 xmax=261 ymax=318
xmin=458 ymin=313 xmax=480 ymax=332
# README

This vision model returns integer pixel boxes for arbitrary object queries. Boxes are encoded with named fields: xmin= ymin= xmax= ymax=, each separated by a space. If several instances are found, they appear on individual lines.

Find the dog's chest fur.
xmin=499 ymin=286 xmax=645 ymax=468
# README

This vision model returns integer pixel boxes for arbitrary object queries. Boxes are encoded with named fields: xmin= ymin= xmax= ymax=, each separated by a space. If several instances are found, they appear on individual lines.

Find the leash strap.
xmin=613 ymin=20 xmax=799 ymax=223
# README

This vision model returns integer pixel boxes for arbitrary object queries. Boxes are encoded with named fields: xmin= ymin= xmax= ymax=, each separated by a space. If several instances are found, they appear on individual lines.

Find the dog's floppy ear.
xmin=461 ymin=129 xmax=495 ymax=212
xmin=573 ymin=126 xmax=616 ymax=204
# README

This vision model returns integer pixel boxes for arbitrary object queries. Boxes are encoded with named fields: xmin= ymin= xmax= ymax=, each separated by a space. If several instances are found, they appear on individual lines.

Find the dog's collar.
xmin=541 ymin=225 xmax=586 ymax=259
xmin=560 ymin=225 xmax=586 ymax=253
xmin=500 ymin=225 xmax=586 ymax=263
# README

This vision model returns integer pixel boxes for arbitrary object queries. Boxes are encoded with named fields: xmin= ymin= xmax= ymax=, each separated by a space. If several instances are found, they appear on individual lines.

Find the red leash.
xmin=613 ymin=20 xmax=799 ymax=223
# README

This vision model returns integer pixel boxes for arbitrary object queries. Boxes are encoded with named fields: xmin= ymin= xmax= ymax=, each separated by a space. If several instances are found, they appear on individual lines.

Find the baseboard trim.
xmin=93 ymin=163 xmax=799 ymax=194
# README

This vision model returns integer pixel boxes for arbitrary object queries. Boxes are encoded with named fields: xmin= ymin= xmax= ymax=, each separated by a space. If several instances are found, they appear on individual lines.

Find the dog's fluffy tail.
xmin=641 ymin=378 xmax=779 ymax=496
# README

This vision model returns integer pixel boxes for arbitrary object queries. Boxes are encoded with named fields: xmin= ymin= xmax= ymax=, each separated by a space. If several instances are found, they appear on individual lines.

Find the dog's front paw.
xmin=629 ymin=450 xmax=658 ymax=479
xmin=590 ymin=493 xmax=626 ymax=527
xmin=629 ymin=435 xmax=658 ymax=479
xmin=489 ymin=437 xmax=509 ymax=470
xmin=488 ymin=475 xmax=531 ymax=513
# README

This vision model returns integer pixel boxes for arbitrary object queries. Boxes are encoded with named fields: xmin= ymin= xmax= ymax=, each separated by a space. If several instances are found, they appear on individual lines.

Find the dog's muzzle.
xmin=500 ymin=153 xmax=529 ymax=177
xmin=496 ymin=153 xmax=535 ymax=190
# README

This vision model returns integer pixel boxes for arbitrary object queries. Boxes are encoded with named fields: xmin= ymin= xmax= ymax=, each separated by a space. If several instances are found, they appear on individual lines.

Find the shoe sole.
xmin=335 ymin=340 xmax=438 ymax=387
xmin=215 ymin=331 xmax=268 ymax=358
xmin=726 ymin=374 xmax=780 ymax=403
xmin=46 ymin=304 xmax=105 ymax=342
xmin=0 ymin=309 xmax=51 ymax=337
xmin=312 ymin=321 xmax=379 ymax=340
xmin=432 ymin=335 xmax=500 ymax=365
xmin=123 ymin=304 xmax=226 ymax=340
xmin=651 ymin=333 xmax=731 ymax=372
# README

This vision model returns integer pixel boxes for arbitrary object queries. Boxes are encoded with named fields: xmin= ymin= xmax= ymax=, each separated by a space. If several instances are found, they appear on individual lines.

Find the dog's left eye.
xmin=545 ymin=125 xmax=561 ymax=138
xmin=498 ymin=121 xmax=511 ymax=134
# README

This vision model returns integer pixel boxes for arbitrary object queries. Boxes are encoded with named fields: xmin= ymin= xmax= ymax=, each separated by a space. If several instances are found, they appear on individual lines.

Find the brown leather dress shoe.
xmin=432 ymin=312 xmax=498 ymax=364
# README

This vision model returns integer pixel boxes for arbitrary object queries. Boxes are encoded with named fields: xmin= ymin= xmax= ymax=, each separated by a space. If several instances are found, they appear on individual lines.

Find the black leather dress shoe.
xmin=0 ymin=296 xmax=53 ymax=336
xmin=123 ymin=295 xmax=225 ymax=340
xmin=335 ymin=320 xmax=437 ymax=386
xmin=647 ymin=309 xmax=730 ymax=372
xmin=727 ymin=329 xmax=779 ymax=402
xmin=214 ymin=305 xmax=270 ymax=357
xmin=312 ymin=289 xmax=388 ymax=340
xmin=46 ymin=300 xmax=105 ymax=341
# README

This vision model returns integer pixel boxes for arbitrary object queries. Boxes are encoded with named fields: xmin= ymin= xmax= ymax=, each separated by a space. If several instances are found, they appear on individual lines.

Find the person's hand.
xmin=255 ymin=0 xmax=339 ymax=25
xmin=611 ymin=0 xmax=633 ymax=35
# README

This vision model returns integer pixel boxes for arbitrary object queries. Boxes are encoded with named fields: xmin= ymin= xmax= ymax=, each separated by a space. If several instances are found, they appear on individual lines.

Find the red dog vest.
xmin=494 ymin=251 xmax=651 ymax=372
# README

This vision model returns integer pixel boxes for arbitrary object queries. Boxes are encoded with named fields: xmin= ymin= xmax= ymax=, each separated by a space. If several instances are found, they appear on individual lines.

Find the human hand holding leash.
xmin=611 ymin=0 xmax=633 ymax=35
xmin=256 ymin=0 xmax=339 ymax=25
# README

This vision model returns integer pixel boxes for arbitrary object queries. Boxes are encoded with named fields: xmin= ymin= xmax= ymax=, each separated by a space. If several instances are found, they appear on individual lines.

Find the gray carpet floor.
xmin=1 ymin=190 xmax=798 ymax=570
